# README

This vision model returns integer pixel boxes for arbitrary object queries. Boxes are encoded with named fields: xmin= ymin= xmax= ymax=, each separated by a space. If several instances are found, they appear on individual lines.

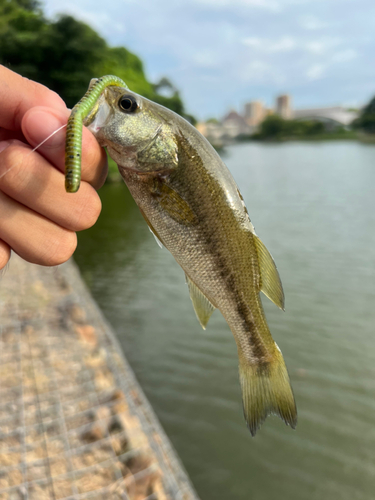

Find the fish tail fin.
xmin=239 ymin=348 xmax=297 ymax=436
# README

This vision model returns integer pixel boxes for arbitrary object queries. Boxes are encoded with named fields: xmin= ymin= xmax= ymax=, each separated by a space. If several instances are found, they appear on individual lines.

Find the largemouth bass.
xmin=84 ymin=84 xmax=297 ymax=435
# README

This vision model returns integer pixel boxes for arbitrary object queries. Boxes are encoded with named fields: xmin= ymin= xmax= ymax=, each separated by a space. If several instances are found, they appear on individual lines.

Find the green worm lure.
xmin=65 ymin=75 xmax=128 ymax=193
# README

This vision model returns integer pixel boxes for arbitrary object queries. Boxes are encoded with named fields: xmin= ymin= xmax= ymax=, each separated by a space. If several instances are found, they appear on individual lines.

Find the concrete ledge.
xmin=0 ymin=254 xmax=199 ymax=500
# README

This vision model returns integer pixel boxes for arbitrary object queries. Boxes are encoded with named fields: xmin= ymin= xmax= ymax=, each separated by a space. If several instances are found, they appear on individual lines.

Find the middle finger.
xmin=0 ymin=141 xmax=102 ymax=232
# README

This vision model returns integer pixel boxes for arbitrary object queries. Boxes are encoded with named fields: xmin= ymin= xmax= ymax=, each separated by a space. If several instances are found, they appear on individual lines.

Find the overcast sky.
xmin=44 ymin=0 xmax=375 ymax=120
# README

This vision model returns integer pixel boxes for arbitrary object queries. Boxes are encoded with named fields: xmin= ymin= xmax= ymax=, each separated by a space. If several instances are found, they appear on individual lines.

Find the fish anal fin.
xmin=254 ymin=235 xmax=285 ymax=310
xmin=185 ymin=274 xmax=216 ymax=330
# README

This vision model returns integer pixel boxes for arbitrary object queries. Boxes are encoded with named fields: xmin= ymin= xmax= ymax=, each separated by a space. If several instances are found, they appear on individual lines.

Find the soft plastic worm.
xmin=65 ymin=75 xmax=128 ymax=193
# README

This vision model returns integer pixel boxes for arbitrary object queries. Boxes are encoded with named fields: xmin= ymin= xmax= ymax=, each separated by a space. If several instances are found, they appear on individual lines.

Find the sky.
xmin=43 ymin=0 xmax=375 ymax=120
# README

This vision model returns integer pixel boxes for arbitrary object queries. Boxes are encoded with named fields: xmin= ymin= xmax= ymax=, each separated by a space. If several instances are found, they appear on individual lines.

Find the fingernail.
xmin=23 ymin=109 xmax=67 ymax=149
xmin=0 ymin=141 xmax=10 ymax=154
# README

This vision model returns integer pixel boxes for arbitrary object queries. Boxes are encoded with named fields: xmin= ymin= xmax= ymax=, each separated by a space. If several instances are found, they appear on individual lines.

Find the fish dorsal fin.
xmin=185 ymin=274 xmax=216 ymax=330
xmin=254 ymin=235 xmax=285 ymax=310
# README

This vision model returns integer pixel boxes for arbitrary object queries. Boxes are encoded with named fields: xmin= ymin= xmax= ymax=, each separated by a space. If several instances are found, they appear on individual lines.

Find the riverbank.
xmin=250 ymin=130 xmax=359 ymax=142
xmin=0 ymin=254 xmax=199 ymax=500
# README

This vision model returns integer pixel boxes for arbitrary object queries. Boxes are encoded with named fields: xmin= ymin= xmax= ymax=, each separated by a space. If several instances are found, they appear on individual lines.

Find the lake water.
xmin=74 ymin=141 xmax=375 ymax=500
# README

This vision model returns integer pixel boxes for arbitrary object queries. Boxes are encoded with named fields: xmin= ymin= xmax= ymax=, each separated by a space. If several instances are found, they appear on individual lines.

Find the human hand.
xmin=0 ymin=66 xmax=107 ymax=270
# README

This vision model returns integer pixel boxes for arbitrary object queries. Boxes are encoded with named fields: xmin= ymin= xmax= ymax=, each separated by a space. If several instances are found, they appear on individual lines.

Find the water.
xmin=74 ymin=141 xmax=375 ymax=500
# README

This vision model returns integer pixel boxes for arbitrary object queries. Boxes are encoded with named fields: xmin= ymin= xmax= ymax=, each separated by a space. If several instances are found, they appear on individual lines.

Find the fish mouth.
xmin=84 ymin=95 xmax=111 ymax=135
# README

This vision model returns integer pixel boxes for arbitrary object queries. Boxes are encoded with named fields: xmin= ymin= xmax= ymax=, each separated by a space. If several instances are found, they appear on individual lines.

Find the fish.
xmin=83 ymin=82 xmax=297 ymax=436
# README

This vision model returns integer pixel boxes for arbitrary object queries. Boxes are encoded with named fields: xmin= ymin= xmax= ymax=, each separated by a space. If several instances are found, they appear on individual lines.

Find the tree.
xmin=352 ymin=96 xmax=375 ymax=133
xmin=256 ymin=115 xmax=327 ymax=139
xmin=0 ymin=0 xmax=194 ymax=119
xmin=258 ymin=115 xmax=284 ymax=138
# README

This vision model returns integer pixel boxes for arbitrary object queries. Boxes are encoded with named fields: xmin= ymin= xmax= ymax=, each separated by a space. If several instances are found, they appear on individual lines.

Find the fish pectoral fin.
xmin=158 ymin=184 xmax=199 ymax=226
xmin=185 ymin=274 xmax=216 ymax=330
xmin=254 ymin=235 xmax=285 ymax=310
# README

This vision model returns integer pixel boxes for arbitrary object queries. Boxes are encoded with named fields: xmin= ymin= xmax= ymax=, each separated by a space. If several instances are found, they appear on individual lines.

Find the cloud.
xmin=332 ymin=49 xmax=358 ymax=63
xmin=305 ymin=38 xmax=342 ymax=55
xmin=299 ymin=14 xmax=328 ymax=30
xmin=306 ymin=64 xmax=326 ymax=80
xmin=46 ymin=2 xmax=127 ymax=37
xmin=242 ymin=36 xmax=296 ymax=52
xmin=242 ymin=36 xmax=346 ymax=57
xmin=42 ymin=0 xmax=375 ymax=119
xmin=192 ymin=50 xmax=221 ymax=68
xmin=239 ymin=60 xmax=286 ymax=85
xmin=193 ymin=0 xmax=282 ymax=12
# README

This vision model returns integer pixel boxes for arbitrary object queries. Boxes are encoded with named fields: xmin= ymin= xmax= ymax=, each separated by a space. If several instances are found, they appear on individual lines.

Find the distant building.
xmin=276 ymin=94 xmax=292 ymax=119
xmin=196 ymin=121 xmax=224 ymax=146
xmin=196 ymin=95 xmax=360 ymax=144
xmin=265 ymin=108 xmax=274 ymax=117
xmin=244 ymin=101 xmax=266 ymax=127
xmin=292 ymin=106 xmax=359 ymax=128
xmin=196 ymin=122 xmax=207 ymax=136
xmin=221 ymin=110 xmax=251 ymax=138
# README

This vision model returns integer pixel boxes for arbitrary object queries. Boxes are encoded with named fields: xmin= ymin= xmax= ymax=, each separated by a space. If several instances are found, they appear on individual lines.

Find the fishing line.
xmin=0 ymin=123 xmax=67 ymax=181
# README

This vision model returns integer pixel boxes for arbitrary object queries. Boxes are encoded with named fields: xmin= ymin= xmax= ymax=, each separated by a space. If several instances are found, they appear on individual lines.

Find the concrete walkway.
xmin=0 ymin=255 xmax=199 ymax=500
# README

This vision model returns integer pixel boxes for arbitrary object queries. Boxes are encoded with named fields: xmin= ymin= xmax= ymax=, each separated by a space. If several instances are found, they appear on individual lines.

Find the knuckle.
xmin=42 ymin=231 xmax=77 ymax=266
xmin=1 ymin=142 xmax=26 ymax=167
xmin=70 ymin=190 xmax=102 ymax=231
xmin=84 ymin=192 xmax=102 ymax=228
xmin=0 ymin=143 xmax=30 ymax=187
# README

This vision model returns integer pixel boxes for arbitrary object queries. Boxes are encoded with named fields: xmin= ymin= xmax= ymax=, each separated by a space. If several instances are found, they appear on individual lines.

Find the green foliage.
xmin=152 ymin=76 xmax=195 ymax=123
xmin=153 ymin=77 xmax=176 ymax=95
xmin=352 ymin=96 xmax=375 ymax=133
xmin=0 ymin=0 xmax=194 ymax=119
xmin=96 ymin=47 xmax=154 ymax=99
xmin=0 ymin=0 xmax=47 ymax=80
xmin=153 ymin=93 xmax=184 ymax=115
xmin=184 ymin=114 xmax=197 ymax=126
xmin=256 ymin=115 xmax=327 ymax=139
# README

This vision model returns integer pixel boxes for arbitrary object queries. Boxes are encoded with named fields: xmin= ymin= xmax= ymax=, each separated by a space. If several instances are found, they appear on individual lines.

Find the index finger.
xmin=0 ymin=66 xmax=66 ymax=131
xmin=22 ymin=107 xmax=108 ymax=189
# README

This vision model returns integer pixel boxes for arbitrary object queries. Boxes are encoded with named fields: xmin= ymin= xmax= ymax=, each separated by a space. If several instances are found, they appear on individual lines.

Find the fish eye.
xmin=119 ymin=95 xmax=138 ymax=113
